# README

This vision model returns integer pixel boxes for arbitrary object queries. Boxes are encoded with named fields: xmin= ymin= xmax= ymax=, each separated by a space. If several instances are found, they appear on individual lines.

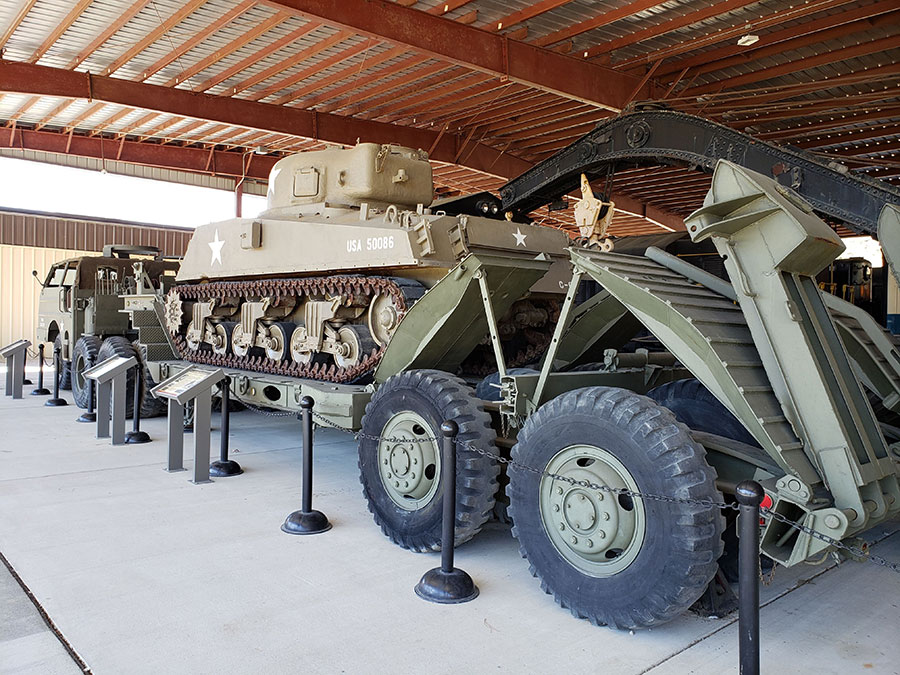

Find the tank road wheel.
xmin=71 ymin=335 xmax=102 ymax=408
xmin=185 ymin=321 xmax=201 ymax=351
xmin=289 ymin=325 xmax=313 ymax=364
xmin=232 ymin=324 xmax=250 ymax=358
xmin=358 ymin=369 xmax=499 ymax=552
xmin=163 ymin=290 xmax=185 ymax=334
xmin=367 ymin=293 xmax=401 ymax=347
xmin=508 ymin=387 xmax=724 ymax=630
xmin=55 ymin=336 xmax=72 ymax=390
xmin=211 ymin=322 xmax=235 ymax=356
xmin=264 ymin=322 xmax=293 ymax=361
xmin=334 ymin=325 xmax=376 ymax=369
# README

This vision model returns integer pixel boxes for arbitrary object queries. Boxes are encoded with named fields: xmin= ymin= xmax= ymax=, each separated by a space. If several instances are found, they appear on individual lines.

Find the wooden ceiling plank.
xmin=0 ymin=0 xmax=38 ymax=50
xmin=161 ymin=11 xmax=292 ymax=88
xmin=103 ymin=0 xmax=208 ymax=76
xmin=532 ymin=0 xmax=664 ymax=48
xmin=27 ymin=0 xmax=93 ymax=64
xmin=197 ymin=22 xmax=320 ymax=92
xmin=584 ymin=0 xmax=762 ymax=59
xmin=140 ymin=0 xmax=256 ymax=82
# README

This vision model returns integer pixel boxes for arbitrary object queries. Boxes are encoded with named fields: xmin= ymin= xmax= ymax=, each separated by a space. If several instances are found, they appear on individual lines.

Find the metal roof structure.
xmin=0 ymin=0 xmax=896 ymax=236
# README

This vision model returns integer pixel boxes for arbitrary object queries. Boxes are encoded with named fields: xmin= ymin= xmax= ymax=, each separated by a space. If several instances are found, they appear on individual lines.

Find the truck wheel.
xmin=508 ymin=386 xmax=724 ymax=629
xmin=133 ymin=341 xmax=168 ymax=419
xmin=71 ymin=336 xmax=102 ymax=408
xmin=55 ymin=336 xmax=72 ymax=390
xmin=647 ymin=378 xmax=757 ymax=447
xmin=96 ymin=336 xmax=138 ymax=418
xmin=358 ymin=369 xmax=499 ymax=552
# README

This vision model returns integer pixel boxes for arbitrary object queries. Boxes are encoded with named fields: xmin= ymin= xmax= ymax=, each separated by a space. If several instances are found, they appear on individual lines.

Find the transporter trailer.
xmin=127 ymin=139 xmax=899 ymax=629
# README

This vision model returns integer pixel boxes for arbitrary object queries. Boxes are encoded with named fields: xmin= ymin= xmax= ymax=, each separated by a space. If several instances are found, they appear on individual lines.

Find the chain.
xmin=302 ymin=410 xmax=900 ymax=573
xmin=241 ymin=401 xmax=296 ymax=418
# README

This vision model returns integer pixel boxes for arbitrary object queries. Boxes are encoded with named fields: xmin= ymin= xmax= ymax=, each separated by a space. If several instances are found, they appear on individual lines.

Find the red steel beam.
xmin=260 ymin=0 xmax=652 ymax=110
xmin=533 ymin=0 xmax=664 ymax=48
xmin=0 ymin=59 xmax=529 ymax=179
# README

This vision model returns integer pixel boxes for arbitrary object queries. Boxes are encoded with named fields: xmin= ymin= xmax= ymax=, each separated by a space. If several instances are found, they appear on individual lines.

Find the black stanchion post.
xmin=31 ymin=343 xmax=50 ymax=396
xmin=210 ymin=376 xmax=242 ymax=477
xmin=415 ymin=420 xmax=479 ymax=604
xmin=736 ymin=480 xmax=764 ymax=675
xmin=77 ymin=377 xmax=97 ymax=423
xmin=125 ymin=364 xmax=150 ymax=444
xmin=45 ymin=344 xmax=67 ymax=407
xmin=22 ymin=350 xmax=32 ymax=385
xmin=282 ymin=396 xmax=331 ymax=534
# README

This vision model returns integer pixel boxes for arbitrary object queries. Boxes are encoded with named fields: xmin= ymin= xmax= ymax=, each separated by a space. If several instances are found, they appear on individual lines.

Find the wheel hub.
xmin=378 ymin=412 xmax=439 ymax=510
xmin=540 ymin=445 xmax=645 ymax=577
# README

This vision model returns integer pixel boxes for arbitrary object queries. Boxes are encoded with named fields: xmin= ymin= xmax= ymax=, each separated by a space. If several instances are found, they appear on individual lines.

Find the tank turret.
xmin=164 ymin=143 xmax=571 ymax=382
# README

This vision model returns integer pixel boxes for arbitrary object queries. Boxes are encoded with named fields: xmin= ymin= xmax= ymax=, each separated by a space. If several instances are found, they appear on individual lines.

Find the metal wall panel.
xmin=0 ymin=209 xmax=192 ymax=256
xmin=0 ymin=244 xmax=92 ymax=350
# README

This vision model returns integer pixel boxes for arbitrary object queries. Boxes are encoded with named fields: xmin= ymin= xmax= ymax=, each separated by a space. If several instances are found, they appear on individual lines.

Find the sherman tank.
xmin=163 ymin=143 xmax=571 ymax=381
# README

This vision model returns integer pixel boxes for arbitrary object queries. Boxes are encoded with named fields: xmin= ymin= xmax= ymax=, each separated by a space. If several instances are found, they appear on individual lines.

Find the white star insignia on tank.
xmin=208 ymin=229 xmax=225 ymax=265
xmin=513 ymin=228 xmax=527 ymax=247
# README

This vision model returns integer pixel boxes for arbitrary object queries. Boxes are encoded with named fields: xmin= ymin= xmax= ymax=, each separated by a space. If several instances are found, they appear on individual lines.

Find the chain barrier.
xmin=241 ymin=401 xmax=297 ymax=418
xmin=308 ymin=410 xmax=900 ymax=574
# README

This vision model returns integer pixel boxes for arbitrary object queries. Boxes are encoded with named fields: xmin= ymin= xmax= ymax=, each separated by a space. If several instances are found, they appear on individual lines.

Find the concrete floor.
xmin=1 ymin=370 xmax=899 ymax=675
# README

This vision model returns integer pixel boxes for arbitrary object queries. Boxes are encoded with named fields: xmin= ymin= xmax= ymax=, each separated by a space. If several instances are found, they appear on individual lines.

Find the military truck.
xmin=35 ymin=245 xmax=180 ymax=414
xmin=131 ymin=142 xmax=899 ymax=630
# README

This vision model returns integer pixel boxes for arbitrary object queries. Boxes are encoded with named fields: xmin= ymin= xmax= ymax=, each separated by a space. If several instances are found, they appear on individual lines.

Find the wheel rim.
xmin=265 ymin=324 xmax=289 ymax=361
xmin=289 ymin=325 xmax=312 ymax=364
xmin=367 ymin=293 xmax=400 ymax=346
xmin=334 ymin=326 xmax=362 ymax=368
xmin=540 ymin=444 xmax=646 ymax=577
xmin=232 ymin=324 xmax=249 ymax=357
xmin=74 ymin=352 xmax=88 ymax=394
xmin=378 ymin=411 xmax=440 ymax=510
xmin=211 ymin=323 xmax=229 ymax=355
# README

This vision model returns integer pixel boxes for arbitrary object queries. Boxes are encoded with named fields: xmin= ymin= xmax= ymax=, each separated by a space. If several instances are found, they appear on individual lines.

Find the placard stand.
xmin=1 ymin=340 xmax=30 ymax=399
xmin=83 ymin=355 xmax=137 ymax=445
xmin=151 ymin=366 xmax=226 ymax=484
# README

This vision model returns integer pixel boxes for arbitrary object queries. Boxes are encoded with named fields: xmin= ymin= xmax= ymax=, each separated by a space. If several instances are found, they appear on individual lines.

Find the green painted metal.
xmin=540 ymin=444 xmax=646 ymax=577
xmin=377 ymin=410 xmax=441 ymax=510
xmin=374 ymin=252 xmax=552 ymax=383
xmin=879 ymin=204 xmax=900 ymax=287
xmin=552 ymin=288 xmax=642 ymax=369
xmin=686 ymin=162 xmax=899 ymax=540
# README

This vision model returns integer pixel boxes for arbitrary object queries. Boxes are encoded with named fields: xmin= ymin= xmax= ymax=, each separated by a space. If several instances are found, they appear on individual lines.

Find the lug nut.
xmin=598 ymin=531 xmax=606 ymax=539
xmin=571 ymin=536 xmax=578 ymax=545
xmin=559 ymin=522 xmax=565 ymax=531
xmin=587 ymin=540 xmax=594 ymax=548
xmin=557 ymin=487 xmax=563 ymax=495
xmin=553 ymin=504 xmax=560 ymax=512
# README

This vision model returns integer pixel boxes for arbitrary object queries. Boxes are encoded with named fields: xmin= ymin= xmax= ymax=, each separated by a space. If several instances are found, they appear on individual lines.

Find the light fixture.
xmin=737 ymin=34 xmax=759 ymax=46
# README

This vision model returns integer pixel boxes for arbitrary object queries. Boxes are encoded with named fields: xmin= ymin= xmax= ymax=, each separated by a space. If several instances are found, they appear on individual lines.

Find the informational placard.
xmin=83 ymin=354 xmax=137 ymax=444
xmin=83 ymin=355 xmax=136 ymax=383
xmin=151 ymin=366 xmax=226 ymax=484
xmin=151 ymin=366 xmax=225 ymax=406
xmin=2 ymin=339 xmax=31 ymax=399
xmin=0 ymin=339 xmax=30 ymax=359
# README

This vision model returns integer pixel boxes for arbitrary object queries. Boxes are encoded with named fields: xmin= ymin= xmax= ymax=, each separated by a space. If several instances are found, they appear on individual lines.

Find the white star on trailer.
xmin=513 ymin=228 xmax=527 ymax=247
xmin=209 ymin=229 xmax=225 ymax=265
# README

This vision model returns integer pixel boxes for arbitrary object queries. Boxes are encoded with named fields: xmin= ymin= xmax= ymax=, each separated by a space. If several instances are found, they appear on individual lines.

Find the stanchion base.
xmin=22 ymin=379 xmax=33 ymax=385
xmin=281 ymin=509 xmax=331 ymax=535
xmin=125 ymin=430 xmax=151 ymax=444
xmin=30 ymin=388 xmax=50 ymax=396
xmin=45 ymin=397 xmax=68 ymax=407
xmin=415 ymin=567 xmax=479 ymax=604
xmin=76 ymin=411 xmax=97 ymax=423
xmin=210 ymin=459 xmax=243 ymax=477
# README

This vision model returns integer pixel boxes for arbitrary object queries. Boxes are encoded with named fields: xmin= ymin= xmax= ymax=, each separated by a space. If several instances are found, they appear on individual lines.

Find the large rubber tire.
xmin=55 ymin=336 xmax=72 ymax=390
xmin=71 ymin=335 xmax=102 ymax=409
xmin=647 ymin=378 xmax=758 ymax=447
xmin=358 ymin=369 xmax=499 ymax=552
xmin=96 ymin=336 xmax=139 ymax=418
xmin=508 ymin=386 xmax=724 ymax=630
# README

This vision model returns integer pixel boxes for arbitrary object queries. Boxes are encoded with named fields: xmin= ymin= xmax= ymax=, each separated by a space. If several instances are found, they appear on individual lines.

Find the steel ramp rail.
xmin=569 ymin=247 xmax=818 ymax=485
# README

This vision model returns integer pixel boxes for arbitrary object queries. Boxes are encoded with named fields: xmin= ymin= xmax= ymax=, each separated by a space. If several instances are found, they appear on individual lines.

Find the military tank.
xmin=163 ymin=143 xmax=571 ymax=381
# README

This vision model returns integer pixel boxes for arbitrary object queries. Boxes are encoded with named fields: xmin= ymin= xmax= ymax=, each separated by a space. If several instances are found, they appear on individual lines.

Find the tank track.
xmin=168 ymin=275 xmax=414 ymax=383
